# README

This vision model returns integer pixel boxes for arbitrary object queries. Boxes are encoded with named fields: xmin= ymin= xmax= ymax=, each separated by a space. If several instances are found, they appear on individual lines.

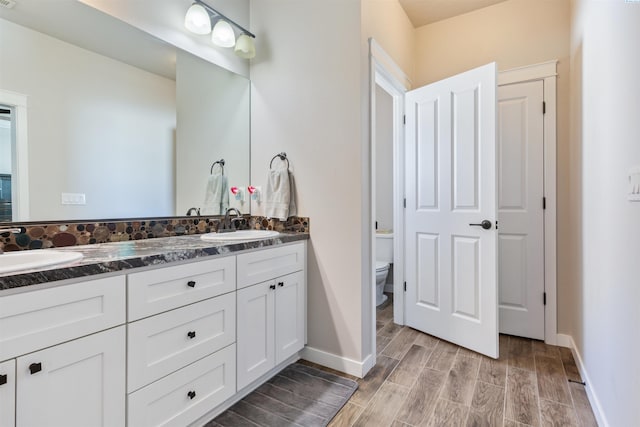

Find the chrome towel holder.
xmin=269 ymin=152 xmax=289 ymax=169
xmin=210 ymin=159 xmax=225 ymax=175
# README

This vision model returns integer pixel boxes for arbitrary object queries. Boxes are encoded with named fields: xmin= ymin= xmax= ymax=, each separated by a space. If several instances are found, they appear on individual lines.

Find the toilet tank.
xmin=375 ymin=232 xmax=394 ymax=263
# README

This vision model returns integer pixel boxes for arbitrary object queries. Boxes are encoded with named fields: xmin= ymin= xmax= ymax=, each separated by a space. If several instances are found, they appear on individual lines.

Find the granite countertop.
xmin=0 ymin=232 xmax=309 ymax=291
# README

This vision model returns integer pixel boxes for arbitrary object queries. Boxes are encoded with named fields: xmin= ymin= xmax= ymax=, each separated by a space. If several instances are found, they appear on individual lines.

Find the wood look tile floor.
xmin=305 ymin=294 xmax=599 ymax=427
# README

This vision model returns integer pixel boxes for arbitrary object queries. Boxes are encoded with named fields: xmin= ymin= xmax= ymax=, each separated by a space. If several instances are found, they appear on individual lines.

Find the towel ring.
xmin=210 ymin=159 xmax=225 ymax=175
xmin=269 ymin=152 xmax=289 ymax=169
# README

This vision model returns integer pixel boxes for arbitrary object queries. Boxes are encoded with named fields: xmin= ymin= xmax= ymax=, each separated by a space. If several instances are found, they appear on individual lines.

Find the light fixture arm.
xmin=194 ymin=0 xmax=255 ymax=38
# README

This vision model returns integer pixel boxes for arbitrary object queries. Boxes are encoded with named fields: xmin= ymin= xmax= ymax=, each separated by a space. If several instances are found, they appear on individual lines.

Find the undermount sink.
xmin=0 ymin=249 xmax=84 ymax=274
xmin=200 ymin=229 xmax=280 ymax=242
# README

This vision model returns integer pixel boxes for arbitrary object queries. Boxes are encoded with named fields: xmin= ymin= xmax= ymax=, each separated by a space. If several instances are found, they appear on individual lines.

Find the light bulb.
xmin=234 ymin=34 xmax=256 ymax=59
xmin=184 ymin=4 xmax=211 ymax=35
xmin=211 ymin=20 xmax=235 ymax=48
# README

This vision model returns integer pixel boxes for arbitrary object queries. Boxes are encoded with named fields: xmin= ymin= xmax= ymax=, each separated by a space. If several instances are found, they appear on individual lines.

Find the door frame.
xmin=368 ymin=38 xmax=410 ymax=364
xmin=0 ymin=89 xmax=30 ymax=221
xmin=388 ymin=60 xmax=558 ymax=345
xmin=498 ymin=60 xmax=558 ymax=345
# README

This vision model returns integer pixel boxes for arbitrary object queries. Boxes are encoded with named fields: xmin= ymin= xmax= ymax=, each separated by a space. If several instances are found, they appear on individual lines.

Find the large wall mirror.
xmin=0 ymin=0 xmax=250 ymax=223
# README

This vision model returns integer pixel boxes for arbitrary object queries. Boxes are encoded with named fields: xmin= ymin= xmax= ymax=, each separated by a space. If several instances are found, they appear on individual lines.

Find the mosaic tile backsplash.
xmin=0 ymin=216 xmax=309 ymax=252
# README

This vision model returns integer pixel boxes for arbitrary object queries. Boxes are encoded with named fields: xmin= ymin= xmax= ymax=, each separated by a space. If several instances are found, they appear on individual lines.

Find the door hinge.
xmin=543 ymin=197 xmax=547 ymax=210
xmin=543 ymin=101 xmax=546 ymax=114
xmin=403 ymin=198 xmax=406 ymax=208
xmin=495 ymin=220 xmax=499 ymax=230
xmin=543 ymin=292 xmax=547 ymax=305
xmin=404 ymin=281 xmax=407 ymax=292
xmin=403 ymin=115 xmax=406 ymax=125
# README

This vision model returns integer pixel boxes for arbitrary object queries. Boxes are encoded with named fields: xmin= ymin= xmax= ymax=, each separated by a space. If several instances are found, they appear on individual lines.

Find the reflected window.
xmin=0 ymin=106 xmax=13 ymax=222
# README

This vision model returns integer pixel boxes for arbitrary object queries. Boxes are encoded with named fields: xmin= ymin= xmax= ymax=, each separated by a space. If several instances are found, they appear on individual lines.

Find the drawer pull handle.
xmin=0 ymin=374 xmax=6 ymax=385
xmin=269 ymin=284 xmax=276 ymax=290
xmin=29 ymin=363 xmax=42 ymax=375
xmin=187 ymin=331 xmax=196 ymax=339
xmin=187 ymin=390 xmax=196 ymax=400
xmin=187 ymin=280 xmax=196 ymax=288
xmin=278 ymin=282 xmax=284 ymax=287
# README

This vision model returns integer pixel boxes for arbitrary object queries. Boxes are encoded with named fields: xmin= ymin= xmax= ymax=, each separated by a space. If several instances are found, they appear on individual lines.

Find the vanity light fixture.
xmin=184 ymin=0 xmax=256 ymax=59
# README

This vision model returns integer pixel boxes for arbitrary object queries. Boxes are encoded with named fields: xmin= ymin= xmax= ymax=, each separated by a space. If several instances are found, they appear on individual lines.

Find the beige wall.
xmin=362 ymin=0 xmax=416 ymax=83
xmin=568 ymin=0 xmax=640 ymax=424
xmin=413 ymin=0 xmax=574 ymax=334
xmin=250 ymin=0 xmax=365 ymax=363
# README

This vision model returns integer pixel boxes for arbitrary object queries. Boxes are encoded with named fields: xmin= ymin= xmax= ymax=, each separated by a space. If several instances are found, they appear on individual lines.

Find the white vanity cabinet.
xmin=0 ymin=238 xmax=307 ymax=427
xmin=0 ymin=275 xmax=127 ymax=427
xmin=16 ymin=327 xmax=125 ymax=427
xmin=0 ymin=360 xmax=15 ymax=427
xmin=236 ymin=243 xmax=306 ymax=390
xmin=126 ymin=256 xmax=238 ymax=427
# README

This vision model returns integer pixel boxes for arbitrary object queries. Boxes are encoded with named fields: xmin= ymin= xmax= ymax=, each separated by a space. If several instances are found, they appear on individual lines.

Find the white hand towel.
xmin=288 ymin=170 xmax=297 ymax=218
xmin=202 ymin=173 xmax=229 ymax=215
xmin=265 ymin=167 xmax=291 ymax=220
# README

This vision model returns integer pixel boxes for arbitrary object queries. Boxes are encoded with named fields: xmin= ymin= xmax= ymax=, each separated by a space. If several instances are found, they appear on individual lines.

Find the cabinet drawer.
xmin=128 ymin=256 xmax=235 ymax=320
xmin=127 ymin=293 xmax=236 ymax=392
xmin=0 ymin=275 xmax=126 ymax=361
xmin=128 ymin=344 xmax=236 ymax=427
xmin=237 ymin=242 xmax=304 ymax=289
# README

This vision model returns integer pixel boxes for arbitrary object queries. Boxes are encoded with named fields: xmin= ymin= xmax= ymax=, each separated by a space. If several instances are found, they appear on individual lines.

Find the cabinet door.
xmin=275 ymin=271 xmax=306 ymax=364
xmin=237 ymin=280 xmax=275 ymax=390
xmin=16 ymin=326 xmax=125 ymax=427
xmin=0 ymin=359 xmax=15 ymax=427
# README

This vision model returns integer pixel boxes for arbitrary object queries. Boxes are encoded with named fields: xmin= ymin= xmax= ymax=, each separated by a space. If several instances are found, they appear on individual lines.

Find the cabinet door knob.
xmin=269 ymin=284 xmax=276 ymax=290
xmin=187 ymin=280 xmax=196 ymax=288
xmin=187 ymin=331 xmax=196 ymax=339
xmin=0 ymin=374 xmax=6 ymax=385
xmin=187 ymin=390 xmax=196 ymax=400
xmin=278 ymin=282 xmax=284 ymax=287
xmin=28 ymin=363 xmax=42 ymax=375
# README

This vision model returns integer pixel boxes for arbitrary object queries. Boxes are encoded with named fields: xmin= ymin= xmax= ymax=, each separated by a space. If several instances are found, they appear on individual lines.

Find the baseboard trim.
xmin=556 ymin=334 xmax=610 ymax=427
xmin=301 ymin=346 xmax=369 ymax=378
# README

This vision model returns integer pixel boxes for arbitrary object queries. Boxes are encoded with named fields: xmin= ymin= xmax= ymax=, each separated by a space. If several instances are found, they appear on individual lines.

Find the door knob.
xmin=28 ymin=363 xmax=42 ymax=375
xmin=187 ymin=390 xmax=196 ymax=400
xmin=187 ymin=331 xmax=196 ymax=339
xmin=187 ymin=280 xmax=196 ymax=288
xmin=269 ymin=284 xmax=276 ymax=290
xmin=277 ymin=282 xmax=284 ymax=287
xmin=0 ymin=374 xmax=6 ymax=385
xmin=469 ymin=220 xmax=492 ymax=230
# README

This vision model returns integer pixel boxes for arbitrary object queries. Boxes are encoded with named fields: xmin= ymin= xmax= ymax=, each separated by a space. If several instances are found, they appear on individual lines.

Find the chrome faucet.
xmin=219 ymin=208 xmax=243 ymax=233
xmin=0 ymin=226 xmax=25 ymax=254
xmin=186 ymin=207 xmax=200 ymax=216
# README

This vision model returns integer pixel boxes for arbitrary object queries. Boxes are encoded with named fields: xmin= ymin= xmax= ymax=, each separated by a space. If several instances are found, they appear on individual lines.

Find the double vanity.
xmin=0 ymin=231 xmax=308 ymax=427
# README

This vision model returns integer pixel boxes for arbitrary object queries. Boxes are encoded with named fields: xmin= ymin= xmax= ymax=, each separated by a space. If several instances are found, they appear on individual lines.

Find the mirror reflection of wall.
xmin=375 ymin=84 xmax=394 ymax=231
xmin=176 ymin=50 xmax=250 ymax=215
xmin=0 ymin=0 xmax=251 ymax=223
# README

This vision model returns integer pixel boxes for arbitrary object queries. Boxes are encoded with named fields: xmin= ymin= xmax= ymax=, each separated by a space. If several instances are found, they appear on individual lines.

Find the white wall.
xmin=0 ymin=19 xmax=176 ymax=220
xmin=175 ymin=50 xmax=250 ymax=215
xmin=569 ymin=0 xmax=640 ymax=425
xmin=80 ymin=0 xmax=250 ymax=79
xmin=250 ymin=0 xmax=365 ymax=363
xmin=375 ymin=84 xmax=393 ymax=231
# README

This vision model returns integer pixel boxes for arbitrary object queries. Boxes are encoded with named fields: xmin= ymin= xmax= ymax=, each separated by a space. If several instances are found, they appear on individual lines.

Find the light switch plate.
xmin=628 ymin=167 xmax=640 ymax=202
xmin=61 ymin=193 xmax=86 ymax=205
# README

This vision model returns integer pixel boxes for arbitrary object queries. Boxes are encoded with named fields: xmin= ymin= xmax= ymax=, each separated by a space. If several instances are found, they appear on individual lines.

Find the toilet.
xmin=375 ymin=232 xmax=393 ymax=306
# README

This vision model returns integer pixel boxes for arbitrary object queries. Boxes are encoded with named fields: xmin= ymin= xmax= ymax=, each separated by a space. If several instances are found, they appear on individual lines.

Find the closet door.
xmin=275 ymin=271 xmax=305 ymax=363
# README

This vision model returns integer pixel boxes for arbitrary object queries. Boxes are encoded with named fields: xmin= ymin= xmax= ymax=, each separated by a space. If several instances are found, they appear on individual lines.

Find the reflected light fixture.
xmin=184 ymin=4 xmax=211 ymax=35
xmin=184 ymin=0 xmax=257 ymax=59
xmin=211 ymin=20 xmax=235 ymax=48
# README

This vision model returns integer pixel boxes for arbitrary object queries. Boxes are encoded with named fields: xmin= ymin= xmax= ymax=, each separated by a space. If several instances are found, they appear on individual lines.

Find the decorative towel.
xmin=202 ymin=173 xmax=229 ymax=215
xmin=265 ymin=166 xmax=291 ymax=220
xmin=288 ymin=169 xmax=297 ymax=218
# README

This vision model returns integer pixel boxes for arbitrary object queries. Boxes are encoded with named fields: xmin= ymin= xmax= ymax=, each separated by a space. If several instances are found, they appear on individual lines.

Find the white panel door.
xmin=405 ymin=63 xmax=498 ymax=358
xmin=237 ymin=280 xmax=275 ymax=390
xmin=16 ymin=326 xmax=125 ymax=427
xmin=498 ymin=81 xmax=545 ymax=339
xmin=275 ymin=271 xmax=305 ymax=364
